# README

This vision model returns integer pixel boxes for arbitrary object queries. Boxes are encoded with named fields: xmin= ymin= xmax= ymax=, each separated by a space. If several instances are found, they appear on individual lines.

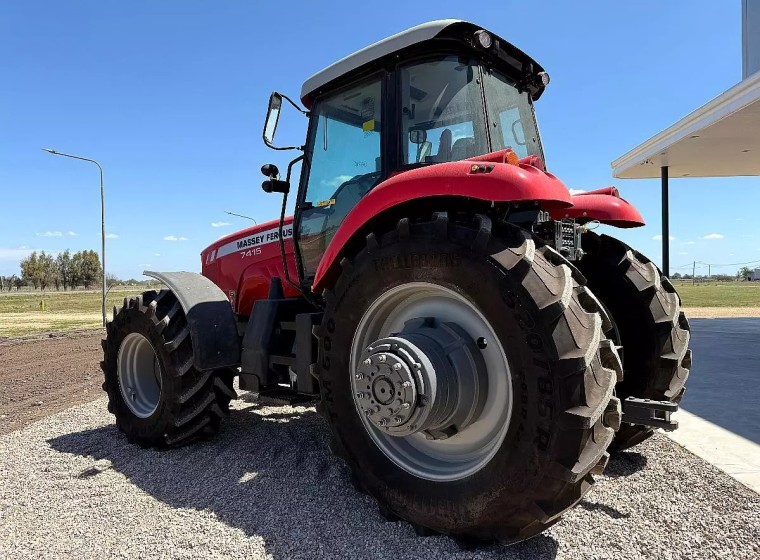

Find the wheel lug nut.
xmin=355 ymin=392 xmax=366 ymax=400
xmin=378 ymin=419 xmax=388 ymax=427
xmin=378 ymin=355 xmax=386 ymax=363
xmin=402 ymin=381 xmax=411 ymax=388
xmin=363 ymin=358 xmax=372 ymax=365
xmin=355 ymin=373 xmax=364 ymax=380
xmin=392 ymin=363 xmax=402 ymax=370
xmin=393 ymin=416 xmax=403 ymax=424
xmin=401 ymin=402 xmax=410 ymax=409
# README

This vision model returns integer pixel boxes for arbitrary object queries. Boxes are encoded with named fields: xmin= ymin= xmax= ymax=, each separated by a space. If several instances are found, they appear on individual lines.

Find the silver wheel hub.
xmin=117 ymin=332 xmax=162 ymax=418
xmin=354 ymin=318 xmax=487 ymax=440
xmin=350 ymin=282 xmax=512 ymax=482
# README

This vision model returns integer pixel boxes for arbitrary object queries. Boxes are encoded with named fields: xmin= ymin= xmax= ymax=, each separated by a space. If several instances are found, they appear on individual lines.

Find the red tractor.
xmin=102 ymin=20 xmax=691 ymax=544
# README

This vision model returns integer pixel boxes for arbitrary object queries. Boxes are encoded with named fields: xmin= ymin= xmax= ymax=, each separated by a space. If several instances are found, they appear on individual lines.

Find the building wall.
xmin=744 ymin=0 xmax=760 ymax=78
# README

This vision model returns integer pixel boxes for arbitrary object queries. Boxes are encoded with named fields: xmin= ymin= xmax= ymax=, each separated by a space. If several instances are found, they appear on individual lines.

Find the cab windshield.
xmin=400 ymin=56 xmax=543 ymax=164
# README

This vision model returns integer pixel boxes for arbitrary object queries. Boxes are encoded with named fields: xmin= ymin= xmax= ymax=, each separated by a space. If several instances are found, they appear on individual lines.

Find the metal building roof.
xmin=612 ymin=71 xmax=760 ymax=179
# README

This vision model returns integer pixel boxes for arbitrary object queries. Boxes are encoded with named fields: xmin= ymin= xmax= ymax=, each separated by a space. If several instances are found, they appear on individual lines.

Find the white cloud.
xmin=154 ymin=253 xmax=161 ymax=257
xmin=163 ymin=235 xmax=188 ymax=242
xmin=211 ymin=221 xmax=231 ymax=228
xmin=37 ymin=231 xmax=63 ymax=237
xmin=652 ymin=235 xmax=676 ymax=241
xmin=569 ymin=188 xmax=586 ymax=195
xmin=682 ymin=241 xmax=696 ymax=245
xmin=321 ymin=175 xmax=354 ymax=189
xmin=67 ymin=231 xmax=78 ymax=237
xmin=105 ymin=233 xmax=119 ymax=239
xmin=0 ymin=246 xmax=34 ymax=261
xmin=703 ymin=233 xmax=724 ymax=239
xmin=0 ymin=246 xmax=36 ymax=274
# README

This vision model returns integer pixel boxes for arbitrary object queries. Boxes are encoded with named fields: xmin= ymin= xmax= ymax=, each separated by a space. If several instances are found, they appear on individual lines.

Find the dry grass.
xmin=680 ymin=307 xmax=760 ymax=318
xmin=0 ymin=288 xmax=149 ymax=337
xmin=673 ymin=281 xmax=760 ymax=307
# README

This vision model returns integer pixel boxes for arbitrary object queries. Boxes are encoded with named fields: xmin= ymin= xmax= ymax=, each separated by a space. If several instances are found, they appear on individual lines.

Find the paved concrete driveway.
xmin=684 ymin=318 xmax=760 ymax=443
xmin=669 ymin=317 xmax=760 ymax=492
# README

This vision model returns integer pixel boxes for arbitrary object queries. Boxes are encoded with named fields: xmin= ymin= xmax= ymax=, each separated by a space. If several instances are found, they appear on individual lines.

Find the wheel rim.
xmin=117 ymin=332 xmax=162 ymax=418
xmin=350 ymin=282 xmax=512 ymax=482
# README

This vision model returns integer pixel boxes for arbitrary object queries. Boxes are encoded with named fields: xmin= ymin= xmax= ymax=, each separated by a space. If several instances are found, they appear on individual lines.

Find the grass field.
xmin=671 ymin=281 xmax=760 ymax=307
xmin=0 ymin=288 xmax=152 ymax=337
xmin=2 ymin=281 xmax=760 ymax=337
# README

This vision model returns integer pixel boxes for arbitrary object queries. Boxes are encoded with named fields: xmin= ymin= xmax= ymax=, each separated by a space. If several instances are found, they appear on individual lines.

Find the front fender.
xmin=312 ymin=160 xmax=572 ymax=292
xmin=550 ymin=187 xmax=645 ymax=228
xmin=144 ymin=271 xmax=241 ymax=371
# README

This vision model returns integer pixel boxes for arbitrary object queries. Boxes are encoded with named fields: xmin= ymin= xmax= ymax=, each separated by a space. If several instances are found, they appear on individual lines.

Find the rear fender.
xmin=143 ymin=271 xmax=241 ymax=371
xmin=312 ymin=160 xmax=572 ymax=293
xmin=550 ymin=187 xmax=645 ymax=228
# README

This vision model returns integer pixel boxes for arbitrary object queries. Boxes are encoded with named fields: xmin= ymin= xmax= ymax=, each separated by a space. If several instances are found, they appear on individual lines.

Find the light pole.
xmin=42 ymin=148 xmax=107 ymax=328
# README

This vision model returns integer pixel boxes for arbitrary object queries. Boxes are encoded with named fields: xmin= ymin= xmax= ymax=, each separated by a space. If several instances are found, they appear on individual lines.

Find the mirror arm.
xmin=265 ymin=143 xmax=306 ymax=152
xmin=280 ymin=93 xmax=309 ymax=116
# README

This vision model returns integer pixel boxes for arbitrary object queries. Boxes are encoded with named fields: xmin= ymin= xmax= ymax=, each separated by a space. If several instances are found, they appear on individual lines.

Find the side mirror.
xmin=409 ymin=129 xmax=427 ymax=144
xmin=263 ymin=93 xmax=283 ymax=147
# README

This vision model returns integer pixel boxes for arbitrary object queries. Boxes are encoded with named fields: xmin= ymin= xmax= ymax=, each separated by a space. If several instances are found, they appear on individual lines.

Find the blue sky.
xmin=1 ymin=1 xmax=757 ymax=279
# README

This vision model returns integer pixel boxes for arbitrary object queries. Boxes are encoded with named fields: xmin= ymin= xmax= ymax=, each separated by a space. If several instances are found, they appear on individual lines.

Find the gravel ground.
xmin=1 ymin=396 xmax=758 ymax=560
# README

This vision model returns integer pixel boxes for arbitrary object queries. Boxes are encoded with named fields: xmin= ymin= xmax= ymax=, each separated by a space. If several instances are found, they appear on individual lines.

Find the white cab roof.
xmin=301 ymin=20 xmax=464 ymax=104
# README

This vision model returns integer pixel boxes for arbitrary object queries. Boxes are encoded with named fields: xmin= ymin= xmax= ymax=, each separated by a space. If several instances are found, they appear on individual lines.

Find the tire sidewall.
xmin=105 ymin=307 xmax=178 ymax=440
xmin=319 ymin=231 xmax=566 ymax=530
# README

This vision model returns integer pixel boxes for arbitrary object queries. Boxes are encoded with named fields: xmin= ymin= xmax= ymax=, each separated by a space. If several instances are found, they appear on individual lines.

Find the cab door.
xmin=296 ymin=77 xmax=384 ymax=281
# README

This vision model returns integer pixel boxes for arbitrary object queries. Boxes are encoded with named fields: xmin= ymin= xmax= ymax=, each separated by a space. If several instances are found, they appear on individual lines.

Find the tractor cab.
xmin=262 ymin=20 xmax=551 ymax=284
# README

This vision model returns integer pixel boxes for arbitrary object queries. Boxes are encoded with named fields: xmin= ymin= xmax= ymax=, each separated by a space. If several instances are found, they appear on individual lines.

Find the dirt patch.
xmin=683 ymin=306 xmax=760 ymax=318
xmin=0 ymin=331 xmax=104 ymax=434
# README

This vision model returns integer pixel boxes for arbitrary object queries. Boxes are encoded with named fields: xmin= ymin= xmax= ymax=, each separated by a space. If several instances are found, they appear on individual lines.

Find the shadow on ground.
xmin=605 ymin=450 xmax=648 ymax=478
xmin=686 ymin=318 xmax=760 ymax=444
xmin=48 ymin=403 xmax=559 ymax=560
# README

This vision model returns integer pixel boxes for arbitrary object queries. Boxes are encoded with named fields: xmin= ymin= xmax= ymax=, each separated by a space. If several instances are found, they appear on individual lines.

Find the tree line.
xmin=0 ymin=250 xmax=103 ymax=292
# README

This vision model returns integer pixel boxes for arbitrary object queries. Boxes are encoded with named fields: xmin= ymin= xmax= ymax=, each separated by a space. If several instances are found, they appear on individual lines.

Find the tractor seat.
xmin=427 ymin=128 xmax=452 ymax=163
xmin=451 ymin=137 xmax=477 ymax=161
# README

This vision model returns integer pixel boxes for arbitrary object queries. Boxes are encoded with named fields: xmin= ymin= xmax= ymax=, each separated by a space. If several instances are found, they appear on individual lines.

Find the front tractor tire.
xmin=316 ymin=214 xmax=622 ymax=544
xmin=577 ymin=232 xmax=692 ymax=452
xmin=101 ymin=290 xmax=236 ymax=448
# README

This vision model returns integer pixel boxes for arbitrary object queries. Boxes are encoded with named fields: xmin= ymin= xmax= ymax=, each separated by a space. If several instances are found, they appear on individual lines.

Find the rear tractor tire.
xmin=316 ymin=214 xmax=622 ymax=544
xmin=577 ymin=232 xmax=692 ymax=452
xmin=101 ymin=289 xmax=236 ymax=448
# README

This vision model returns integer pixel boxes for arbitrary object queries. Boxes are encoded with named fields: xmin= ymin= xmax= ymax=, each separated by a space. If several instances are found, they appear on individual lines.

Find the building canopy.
xmin=612 ymin=71 xmax=760 ymax=179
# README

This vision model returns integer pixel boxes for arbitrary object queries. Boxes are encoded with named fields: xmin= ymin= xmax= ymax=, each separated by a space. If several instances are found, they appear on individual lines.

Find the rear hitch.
xmin=621 ymin=397 xmax=679 ymax=431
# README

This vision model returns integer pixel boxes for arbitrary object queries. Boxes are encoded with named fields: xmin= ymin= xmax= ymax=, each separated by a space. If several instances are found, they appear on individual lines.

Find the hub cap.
xmin=117 ymin=332 xmax=162 ymax=418
xmin=350 ymin=283 xmax=512 ymax=482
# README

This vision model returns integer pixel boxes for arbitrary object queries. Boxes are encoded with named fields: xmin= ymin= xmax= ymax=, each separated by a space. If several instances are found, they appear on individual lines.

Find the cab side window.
xmin=298 ymin=78 xmax=383 ymax=277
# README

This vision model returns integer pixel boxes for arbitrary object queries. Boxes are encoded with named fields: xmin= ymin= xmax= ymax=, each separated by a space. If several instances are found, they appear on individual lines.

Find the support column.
xmin=661 ymin=166 xmax=669 ymax=277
